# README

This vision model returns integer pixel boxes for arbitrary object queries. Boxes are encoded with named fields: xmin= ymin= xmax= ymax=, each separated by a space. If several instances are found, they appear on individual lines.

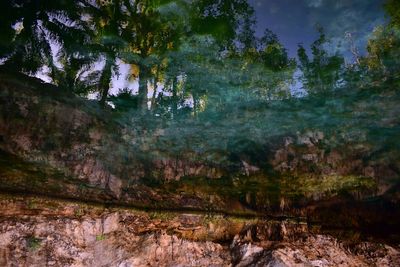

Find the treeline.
xmin=0 ymin=0 xmax=399 ymax=120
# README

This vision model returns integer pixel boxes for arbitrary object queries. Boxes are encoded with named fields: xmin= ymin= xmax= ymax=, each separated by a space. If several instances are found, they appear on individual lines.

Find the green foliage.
xmin=385 ymin=0 xmax=400 ymax=28
xmin=0 ymin=1 xmax=86 ymax=74
xmin=260 ymin=29 xmax=294 ymax=72
xmin=297 ymin=27 xmax=345 ymax=94
xmin=96 ymin=234 xmax=106 ymax=241
xmin=189 ymin=0 xmax=254 ymax=48
xmin=0 ymin=1 xmax=17 ymax=58
xmin=110 ymin=88 xmax=139 ymax=112
xmin=26 ymin=236 xmax=41 ymax=251
xmin=365 ymin=25 xmax=400 ymax=81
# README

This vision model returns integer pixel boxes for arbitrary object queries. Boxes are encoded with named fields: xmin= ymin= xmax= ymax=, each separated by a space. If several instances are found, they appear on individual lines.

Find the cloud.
xmin=306 ymin=0 xmax=323 ymax=8
xmin=305 ymin=0 xmax=386 ymax=54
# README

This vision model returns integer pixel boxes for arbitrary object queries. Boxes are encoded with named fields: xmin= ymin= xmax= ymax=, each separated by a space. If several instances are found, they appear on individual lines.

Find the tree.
xmin=0 ymin=0 xmax=86 ymax=74
xmin=79 ymin=0 xmax=185 ymax=108
xmin=385 ymin=0 xmax=400 ymax=28
xmin=51 ymin=52 xmax=102 ymax=95
xmin=297 ymin=27 xmax=344 ymax=94
xmin=364 ymin=25 xmax=400 ymax=82
xmin=260 ymin=29 xmax=293 ymax=72
xmin=341 ymin=3 xmax=400 ymax=88
xmin=189 ymin=0 xmax=254 ymax=50
xmin=0 ymin=1 xmax=18 ymax=60
xmin=146 ymin=0 xmax=257 ymax=116
xmin=356 ymin=2 xmax=400 ymax=85
xmin=230 ymin=28 xmax=295 ymax=100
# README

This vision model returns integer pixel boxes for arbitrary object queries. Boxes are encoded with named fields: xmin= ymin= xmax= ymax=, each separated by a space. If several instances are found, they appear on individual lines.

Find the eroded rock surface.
xmin=0 ymin=195 xmax=399 ymax=267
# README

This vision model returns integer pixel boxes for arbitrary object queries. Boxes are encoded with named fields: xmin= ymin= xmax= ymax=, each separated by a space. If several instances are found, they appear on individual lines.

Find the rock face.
xmin=0 ymin=195 xmax=399 ymax=267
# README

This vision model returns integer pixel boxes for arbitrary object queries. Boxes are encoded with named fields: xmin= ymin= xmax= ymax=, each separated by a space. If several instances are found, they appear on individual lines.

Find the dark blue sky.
xmin=248 ymin=0 xmax=387 ymax=59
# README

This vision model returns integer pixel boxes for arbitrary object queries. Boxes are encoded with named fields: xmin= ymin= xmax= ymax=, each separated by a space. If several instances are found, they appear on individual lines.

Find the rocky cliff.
xmin=1 ymin=194 xmax=399 ymax=266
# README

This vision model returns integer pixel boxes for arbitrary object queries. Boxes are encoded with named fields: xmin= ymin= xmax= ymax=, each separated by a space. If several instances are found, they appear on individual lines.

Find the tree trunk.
xmin=172 ymin=76 xmax=178 ymax=117
xmin=193 ymin=93 xmax=198 ymax=117
xmin=138 ymin=65 xmax=150 ymax=112
xmin=151 ymin=65 xmax=160 ymax=111
xmin=99 ymin=58 xmax=113 ymax=107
